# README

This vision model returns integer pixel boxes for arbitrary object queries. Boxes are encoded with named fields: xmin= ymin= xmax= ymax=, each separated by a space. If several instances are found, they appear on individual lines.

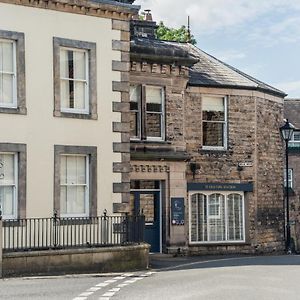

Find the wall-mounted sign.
xmin=171 ymin=198 xmax=185 ymax=225
xmin=187 ymin=182 xmax=253 ymax=192
xmin=238 ymin=161 xmax=253 ymax=167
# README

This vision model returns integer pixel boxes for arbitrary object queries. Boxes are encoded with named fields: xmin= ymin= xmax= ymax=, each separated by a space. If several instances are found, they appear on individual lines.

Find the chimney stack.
xmin=131 ymin=10 xmax=157 ymax=39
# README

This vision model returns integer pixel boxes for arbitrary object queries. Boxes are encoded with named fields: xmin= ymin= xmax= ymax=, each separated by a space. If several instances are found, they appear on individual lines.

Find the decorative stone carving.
xmin=131 ymin=164 xmax=170 ymax=173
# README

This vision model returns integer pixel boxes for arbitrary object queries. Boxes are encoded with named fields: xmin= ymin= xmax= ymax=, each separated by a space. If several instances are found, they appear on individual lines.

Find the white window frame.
xmin=60 ymin=154 xmax=89 ymax=218
xmin=189 ymin=191 xmax=245 ymax=244
xmin=0 ymin=152 xmax=18 ymax=219
xmin=202 ymin=95 xmax=227 ymax=150
xmin=284 ymin=168 xmax=293 ymax=188
xmin=60 ymin=47 xmax=89 ymax=115
xmin=146 ymin=85 xmax=165 ymax=142
xmin=0 ymin=39 xmax=17 ymax=108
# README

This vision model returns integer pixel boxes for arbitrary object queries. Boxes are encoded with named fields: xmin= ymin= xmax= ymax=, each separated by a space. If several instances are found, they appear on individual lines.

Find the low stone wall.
xmin=3 ymin=243 xmax=150 ymax=277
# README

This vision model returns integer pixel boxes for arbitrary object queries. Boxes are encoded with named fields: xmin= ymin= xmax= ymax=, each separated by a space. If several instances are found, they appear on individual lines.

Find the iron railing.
xmin=2 ymin=211 xmax=145 ymax=252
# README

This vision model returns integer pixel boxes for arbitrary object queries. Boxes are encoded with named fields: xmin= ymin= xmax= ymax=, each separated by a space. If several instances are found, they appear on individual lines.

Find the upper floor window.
xmin=130 ymin=85 xmax=165 ymax=141
xmin=289 ymin=131 xmax=300 ymax=148
xmin=60 ymin=48 xmax=89 ymax=114
xmin=202 ymin=96 xmax=227 ymax=150
xmin=0 ymin=30 xmax=26 ymax=115
xmin=0 ymin=39 xmax=16 ymax=108
xmin=53 ymin=37 xmax=97 ymax=120
xmin=284 ymin=168 xmax=293 ymax=188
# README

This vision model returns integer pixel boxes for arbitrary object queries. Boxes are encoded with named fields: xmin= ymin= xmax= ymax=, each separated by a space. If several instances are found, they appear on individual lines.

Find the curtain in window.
xmin=191 ymin=192 xmax=244 ymax=242
xmin=60 ymin=49 xmax=87 ymax=111
xmin=0 ymin=41 xmax=15 ymax=105
xmin=0 ymin=153 xmax=16 ymax=217
xmin=60 ymin=155 xmax=88 ymax=215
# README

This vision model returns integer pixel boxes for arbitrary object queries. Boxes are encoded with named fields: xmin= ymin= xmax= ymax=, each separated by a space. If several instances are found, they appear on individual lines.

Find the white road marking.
xmin=124 ymin=279 xmax=137 ymax=283
xmin=73 ymin=297 xmax=87 ymax=300
xmin=133 ymin=277 xmax=144 ymax=280
xmin=114 ymin=276 xmax=125 ymax=280
xmin=105 ymin=279 xmax=117 ymax=283
xmin=99 ymin=297 xmax=110 ymax=300
xmin=96 ymin=283 xmax=109 ymax=287
xmin=79 ymin=292 xmax=94 ymax=297
xmin=123 ymin=273 xmax=134 ymax=277
xmin=117 ymin=283 xmax=128 ymax=287
xmin=102 ymin=292 xmax=116 ymax=297
xmin=88 ymin=287 xmax=102 ymax=292
xmin=109 ymin=288 xmax=120 ymax=292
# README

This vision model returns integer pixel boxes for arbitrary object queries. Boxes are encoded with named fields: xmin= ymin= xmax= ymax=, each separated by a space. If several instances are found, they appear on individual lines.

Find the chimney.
xmin=131 ymin=10 xmax=158 ymax=39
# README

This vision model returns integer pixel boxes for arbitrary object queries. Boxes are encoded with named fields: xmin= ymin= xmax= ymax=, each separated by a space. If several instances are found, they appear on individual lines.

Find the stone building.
xmin=129 ymin=15 xmax=286 ymax=254
xmin=283 ymin=98 xmax=300 ymax=250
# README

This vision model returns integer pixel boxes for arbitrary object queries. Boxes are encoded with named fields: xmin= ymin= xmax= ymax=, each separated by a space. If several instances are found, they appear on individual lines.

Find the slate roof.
xmin=284 ymin=99 xmax=300 ymax=129
xmin=130 ymin=37 xmax=286 ymax=97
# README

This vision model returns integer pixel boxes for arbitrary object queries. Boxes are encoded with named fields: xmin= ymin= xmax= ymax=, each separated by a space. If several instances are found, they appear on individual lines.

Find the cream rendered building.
xmin=0 ymin=0 xmax=138 ymax=219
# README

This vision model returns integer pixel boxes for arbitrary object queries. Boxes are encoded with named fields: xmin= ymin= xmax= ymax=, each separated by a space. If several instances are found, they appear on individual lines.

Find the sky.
xmin=134 ymin=0 xmax=300 ymax=98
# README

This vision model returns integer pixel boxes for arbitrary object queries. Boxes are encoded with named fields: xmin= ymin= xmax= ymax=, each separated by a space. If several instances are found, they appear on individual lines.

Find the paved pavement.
xmin=1 ymin=255 xmax=300 ymax=299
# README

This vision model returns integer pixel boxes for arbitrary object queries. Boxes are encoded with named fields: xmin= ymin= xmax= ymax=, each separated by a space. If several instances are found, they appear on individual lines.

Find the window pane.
xmin=203 ymin=122 xmax=224 ymax=147
xmin=74 ymin=51 xmax=86 ymax=80
xmin=130 ymin=86 xmax=141 ymax=138
xmin=227 ymin=194 xmax=244 ymax=241
xmin=60 ymin=80 xmax=70 ymax=109
xmin=74 ymin=81 xmax=86 ymax=110
xmin=60 ymin=186 xmax=86 ymax=215
xmin=0 ymin=73 xmax=14 ymax=104
xmin=0 ymin=41 xmax=13 ymax=72
xmin=146 ymin=87 xmax=162 ymax=112
xmin=130 ymin=111 xmax=139 ymax=137
xmin=0 ymin=186 xmax=14 ymax=216
xmin=62 ymin=155 xmax=86 ymax=185
xmin=139 ymin=193 xmax=155 ymax=223
xmin=190 ymin=193 xmax=207 ymax=242
xmin=202 ymin=110 xmax=225 ymax=122
xmin=202 ymin=97 xmax=224 ymax=112
xmin=208 ymin=194 xmax=225 ymax=241
xmin=60 ymin=49 xmax=69 ymax=78
xmin=0 ymin=153 xmax=15 ymax=184
xmin=294 ymin=133 xmax=300 ymax=141
xmin=146 ymin=113 xmax=162 ymax=138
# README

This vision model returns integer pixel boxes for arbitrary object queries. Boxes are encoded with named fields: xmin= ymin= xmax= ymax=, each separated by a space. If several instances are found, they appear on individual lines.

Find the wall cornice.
xmin=0 ymin=0 xmax=139 ymax=20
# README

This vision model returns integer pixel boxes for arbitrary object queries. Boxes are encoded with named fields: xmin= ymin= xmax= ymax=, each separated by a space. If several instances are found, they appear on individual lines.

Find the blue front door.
xmin=132 ymin=191 xmax=160 ymax=252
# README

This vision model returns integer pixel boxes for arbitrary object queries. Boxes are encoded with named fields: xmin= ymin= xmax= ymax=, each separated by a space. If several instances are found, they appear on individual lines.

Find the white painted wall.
xmin=0 ymin=2 xmax=122 ymax=217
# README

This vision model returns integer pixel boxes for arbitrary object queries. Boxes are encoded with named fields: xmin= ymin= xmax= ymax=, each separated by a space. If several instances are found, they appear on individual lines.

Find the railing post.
xmin=53 ymin=210 xmax=58 ymax=248
xmin=0 ymin=205 xmax=3 ymax=278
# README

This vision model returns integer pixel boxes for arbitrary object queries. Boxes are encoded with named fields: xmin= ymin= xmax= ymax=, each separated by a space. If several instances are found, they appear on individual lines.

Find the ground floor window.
xmin=60 ymin=154 xmax=89 ymax=217
xmin=0 ymin=152 xmax=17 ymax=219
xmin=190 ymin=192 xmax=245 ymax=243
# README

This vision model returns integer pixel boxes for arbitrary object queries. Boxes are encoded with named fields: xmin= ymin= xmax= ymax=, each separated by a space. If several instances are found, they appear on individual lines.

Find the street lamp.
xmin=280 ymin=119 xmax=294 ymax=253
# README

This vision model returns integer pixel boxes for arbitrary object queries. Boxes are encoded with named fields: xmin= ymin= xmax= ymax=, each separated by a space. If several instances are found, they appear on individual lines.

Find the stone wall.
xmin=3 ymin=244 xmax=150 ymax=277
xmin=255 ymin=97 xmax=284 ymax=252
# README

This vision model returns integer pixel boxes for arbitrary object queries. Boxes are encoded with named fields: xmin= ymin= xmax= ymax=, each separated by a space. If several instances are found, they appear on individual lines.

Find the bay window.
xmin=130 ymin=85 xmax=165 ymax=141
xmin=202 ymin=96 xmax=227 ymax=149
xmin=190 ymin=192 xmax=245 ymax=243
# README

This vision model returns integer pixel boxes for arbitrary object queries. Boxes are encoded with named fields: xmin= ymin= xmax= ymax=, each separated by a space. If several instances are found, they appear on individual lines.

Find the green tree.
xmin=155 ymin=21 xmax=197 ymax=45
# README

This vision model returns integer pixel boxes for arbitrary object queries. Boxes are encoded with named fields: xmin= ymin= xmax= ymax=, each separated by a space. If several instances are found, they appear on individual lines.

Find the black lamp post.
xmin=280 ymin=119 xmax=294 ymax=253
